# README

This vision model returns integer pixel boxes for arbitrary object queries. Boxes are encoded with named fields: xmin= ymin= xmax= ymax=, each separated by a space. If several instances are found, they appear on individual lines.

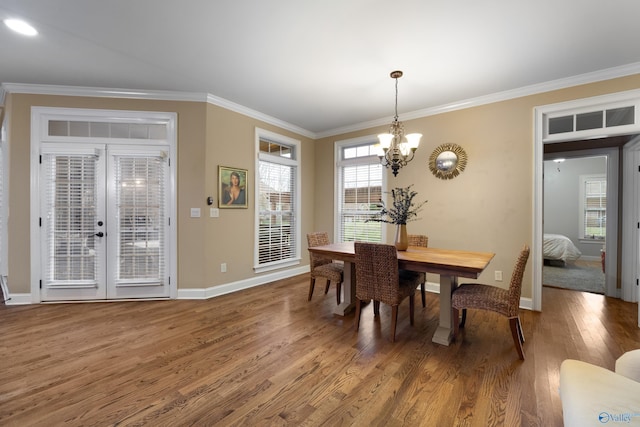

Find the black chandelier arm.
xmin=400 ymin=151 xmax=415 ymax=165
xmin=379 ymin=150 xmax=414 ymax=169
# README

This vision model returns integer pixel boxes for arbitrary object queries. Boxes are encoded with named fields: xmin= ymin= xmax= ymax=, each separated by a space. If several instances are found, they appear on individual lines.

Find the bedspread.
xmin=543 ymin=233 xmax=582 ymax=262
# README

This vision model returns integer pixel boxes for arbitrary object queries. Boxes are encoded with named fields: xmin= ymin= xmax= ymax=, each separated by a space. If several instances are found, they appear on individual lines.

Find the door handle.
xmin=95 ymin=232 xmax=104 ymax=237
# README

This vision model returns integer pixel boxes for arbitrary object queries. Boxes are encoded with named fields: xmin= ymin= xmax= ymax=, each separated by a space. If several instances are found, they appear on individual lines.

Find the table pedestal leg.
xmin=333 ymin=261 xmax=356 ymax=316
xmin=432 ymin=274 xmax=458 ymax=345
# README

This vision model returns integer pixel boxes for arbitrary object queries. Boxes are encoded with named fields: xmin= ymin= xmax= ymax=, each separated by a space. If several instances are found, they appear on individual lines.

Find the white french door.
xmin=40 ymin=143 xmax=170 ymax=301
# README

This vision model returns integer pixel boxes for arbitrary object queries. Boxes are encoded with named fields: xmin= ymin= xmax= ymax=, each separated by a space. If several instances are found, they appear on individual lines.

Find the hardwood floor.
xmin=1 ymin=275 xmax=638 ymax=426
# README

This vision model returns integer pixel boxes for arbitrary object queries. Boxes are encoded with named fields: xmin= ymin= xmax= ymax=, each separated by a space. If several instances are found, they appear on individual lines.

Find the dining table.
xmin=307 ymin=242 xmax=495 ymax=345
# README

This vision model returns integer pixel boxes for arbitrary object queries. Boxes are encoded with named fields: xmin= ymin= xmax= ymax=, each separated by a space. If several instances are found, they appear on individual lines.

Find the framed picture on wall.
xmin=219 ymin=166 xmax=248 ymax=208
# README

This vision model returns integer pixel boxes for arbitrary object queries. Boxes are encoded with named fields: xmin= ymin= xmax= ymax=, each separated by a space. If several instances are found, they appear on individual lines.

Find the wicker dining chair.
xmin=451 ymin=245 xmax=530 ymax=360
xmin=354 ymin=242 xmax=423 ymax=342
xmin=407 ymin=234 xmax=429 ymax=307
xmin=307 ymin=232 xmax=343 ymax=304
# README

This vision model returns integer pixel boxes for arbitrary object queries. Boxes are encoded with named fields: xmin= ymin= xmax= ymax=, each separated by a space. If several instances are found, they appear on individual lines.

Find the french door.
xmin=40 ymin=143 xmax=170 ymax=301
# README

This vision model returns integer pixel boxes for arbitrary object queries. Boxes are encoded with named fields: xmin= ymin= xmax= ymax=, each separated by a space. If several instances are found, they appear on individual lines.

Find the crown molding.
xmin=316 ymin=62 xmax=640 ymax=139
xmin=2 ymin=61 xmax=639 ymax=141
xmin=0 ymin=83 xmax=209 ymax=103
xmin=0 ymin=83 xmax=316 ymax=139
xmin=205 ymin=93 xmax=314 ymax=139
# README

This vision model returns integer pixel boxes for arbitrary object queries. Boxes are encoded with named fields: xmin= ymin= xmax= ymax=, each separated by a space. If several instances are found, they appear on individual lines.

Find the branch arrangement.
xmin=367 ymin=185 xmax=427 ymax=225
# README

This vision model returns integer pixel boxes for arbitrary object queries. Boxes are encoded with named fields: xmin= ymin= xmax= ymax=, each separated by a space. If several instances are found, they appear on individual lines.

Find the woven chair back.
xmin=407 ymin=234 xmax=428 ymax=247
xmin=354 ymin=242 xmax=401 ymax=305
xmin=307 ymin=232 xmax=331 ymax=269
xmin=507 ymin=245 xmax=530 ymax=317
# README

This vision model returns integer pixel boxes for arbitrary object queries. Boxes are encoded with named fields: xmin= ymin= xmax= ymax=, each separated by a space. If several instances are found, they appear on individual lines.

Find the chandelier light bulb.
xmin=405 ymin=133 xmax=422 ymax=149
xmin=378 ymin=134 xmax=394 ymax=149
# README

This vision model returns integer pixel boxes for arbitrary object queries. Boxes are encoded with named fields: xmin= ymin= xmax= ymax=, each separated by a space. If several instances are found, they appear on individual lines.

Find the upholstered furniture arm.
xmin=560 ymin=357 xmax=640 ymax=427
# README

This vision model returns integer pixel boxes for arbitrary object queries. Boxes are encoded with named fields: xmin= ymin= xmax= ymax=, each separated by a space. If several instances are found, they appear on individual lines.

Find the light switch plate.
xmin=210 ymin=208 xmax=219 ymax=217
xmin=190 ymin=208 xmax=201 ymax=218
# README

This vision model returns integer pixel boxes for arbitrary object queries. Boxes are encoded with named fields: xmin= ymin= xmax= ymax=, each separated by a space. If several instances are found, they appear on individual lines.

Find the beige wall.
xmin=4 ymin=93 xmax=314 ymax=295
xmin=314 ymin=74 xmax=640 ymax=299
xmin=201 ymin=103 xmax=316 ymax=286
xmin=4 ymin=74 xmax=639 ymax=300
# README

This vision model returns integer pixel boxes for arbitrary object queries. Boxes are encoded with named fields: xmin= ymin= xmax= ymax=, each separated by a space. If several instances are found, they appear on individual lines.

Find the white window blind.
xmin=256 ymin=132 xmax=300 ymax=270
xmin=337 ymin=142 xmax=383 ymax=243
xmin=580 ymin=175 xmax=606 ymax=240
xmin=43 ymin=153 xmax=99 ymax=284
xmin=115 ymin=155 xmax=165 ymax=283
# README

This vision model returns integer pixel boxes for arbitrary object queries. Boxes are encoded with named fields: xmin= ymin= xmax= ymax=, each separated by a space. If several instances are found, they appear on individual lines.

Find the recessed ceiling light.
xmin=4 ymin=18 xmax=38 ymax=36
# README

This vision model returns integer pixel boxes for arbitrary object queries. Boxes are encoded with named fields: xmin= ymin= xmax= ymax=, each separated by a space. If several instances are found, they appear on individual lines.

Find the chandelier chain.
xmin=377 ymin=70 xmax=422 ymax=177
xmin=394 ymin=76 xmax=399 ymax=122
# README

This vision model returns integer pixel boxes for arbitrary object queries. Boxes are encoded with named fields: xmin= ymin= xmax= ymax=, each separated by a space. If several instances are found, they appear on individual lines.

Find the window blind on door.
xmin=114 ymin=156 xmax=166 ymax=284
xmin=43 ymin=153 xmax=99 ymax=285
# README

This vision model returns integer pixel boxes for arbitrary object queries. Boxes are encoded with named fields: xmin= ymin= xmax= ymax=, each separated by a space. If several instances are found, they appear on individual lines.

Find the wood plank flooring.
xmin=1 ymin=276 xmax=638 ymax=426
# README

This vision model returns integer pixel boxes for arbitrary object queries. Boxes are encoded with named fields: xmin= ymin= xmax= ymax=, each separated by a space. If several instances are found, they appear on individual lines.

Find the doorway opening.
xmin=543 ymin=153 xmax=609 ymax=294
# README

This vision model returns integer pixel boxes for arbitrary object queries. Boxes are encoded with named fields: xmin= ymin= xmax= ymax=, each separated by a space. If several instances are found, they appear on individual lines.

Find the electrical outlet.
xmin=221 ymin=263 xmax=227 ymax=273
xmin=495 ymin=270 xmax=503 ymax=281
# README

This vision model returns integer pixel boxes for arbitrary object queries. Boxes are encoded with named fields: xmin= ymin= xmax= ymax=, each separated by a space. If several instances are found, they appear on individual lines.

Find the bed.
xmin=543 ymin=233 xmax=582 ymax=263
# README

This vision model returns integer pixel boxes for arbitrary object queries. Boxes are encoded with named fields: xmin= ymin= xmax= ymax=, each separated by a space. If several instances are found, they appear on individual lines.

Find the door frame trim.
xmin=622 ymin=136 xmax=640 ymax=306
xmin=30 ymin=107 xmax=178 ymax=303
xmin=533 ymin=89 xmax=640 ymax=311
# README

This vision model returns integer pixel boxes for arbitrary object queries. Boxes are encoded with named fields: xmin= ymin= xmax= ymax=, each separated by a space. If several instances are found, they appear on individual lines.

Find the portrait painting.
xmin=219 ymin=166 xmax=248 ymax=208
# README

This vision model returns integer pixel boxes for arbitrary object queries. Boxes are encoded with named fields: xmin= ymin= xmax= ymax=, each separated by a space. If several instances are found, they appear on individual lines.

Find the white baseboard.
xmin=3 ymin=293 xmax=32 ymax=305
xmin=579 ymin=255 xmax=601 ymax=262
xmin=518 ymin=297 xmax=534 ymax=311
xmin=3 ymin=269 xmax=536 ymax=311
xmin=178 ymin=266 xmax=310 ymax=299
xmin=424 ymin=281 xmax=440 ymax=294
xmin=3 ymin=266 xmax=311 ymax=305
xmin=1 ymin=275 xmax=33 ymax=305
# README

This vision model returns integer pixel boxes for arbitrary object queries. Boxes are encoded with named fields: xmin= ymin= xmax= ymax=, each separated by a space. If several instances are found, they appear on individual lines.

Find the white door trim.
xmin=622 ymin=137 xmax=640 ymax=305
xmin=534 ymin=89 xmax=640 ymax=311
xmin=30 ymin=107 xmax=178 ymax=303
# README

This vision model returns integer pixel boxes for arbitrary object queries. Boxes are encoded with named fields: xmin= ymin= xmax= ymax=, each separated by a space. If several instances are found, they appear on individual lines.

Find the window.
xmin=542 ymin=92 xmax=640 ymax=143
xmin=254 ymin=128 xmax=301 ymax=272
xmin=336 ymin=137 xmax=384 ymax=243
xmin=580 ymin=174 xmax=606 ymax=240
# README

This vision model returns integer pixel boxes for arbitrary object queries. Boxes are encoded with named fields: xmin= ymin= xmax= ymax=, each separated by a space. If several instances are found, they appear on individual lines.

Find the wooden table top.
xmin=308 ymin=242 xmax=495 ymax=279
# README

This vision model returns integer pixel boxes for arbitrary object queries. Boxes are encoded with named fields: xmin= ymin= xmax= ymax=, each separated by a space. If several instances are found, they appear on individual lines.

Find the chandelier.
xmin=377 ymin=70 xmax=422 ymax=177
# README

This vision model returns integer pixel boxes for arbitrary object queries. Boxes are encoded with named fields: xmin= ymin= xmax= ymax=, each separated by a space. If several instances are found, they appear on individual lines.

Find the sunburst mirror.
xmin=429 ymin=143 xmax=468 ymax=180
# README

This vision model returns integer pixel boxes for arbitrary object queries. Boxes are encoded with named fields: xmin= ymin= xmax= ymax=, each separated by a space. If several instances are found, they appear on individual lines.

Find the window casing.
xmin=579 ymin=174 xmax=606 ymax=240
xmin=0 ymin=121 xmax=6 ymax=279
xmin=542 ymin=90 xmax=640 ymax=144
xmin=254 ymin=128 xmax=301 ymax=272
xmin=335 ymin=138 xmax=384 ymax=243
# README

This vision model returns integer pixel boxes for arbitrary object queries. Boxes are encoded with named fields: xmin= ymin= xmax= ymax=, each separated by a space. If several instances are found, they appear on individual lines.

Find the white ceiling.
xmin=1 ymin=0 xmax=639 ymax=137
